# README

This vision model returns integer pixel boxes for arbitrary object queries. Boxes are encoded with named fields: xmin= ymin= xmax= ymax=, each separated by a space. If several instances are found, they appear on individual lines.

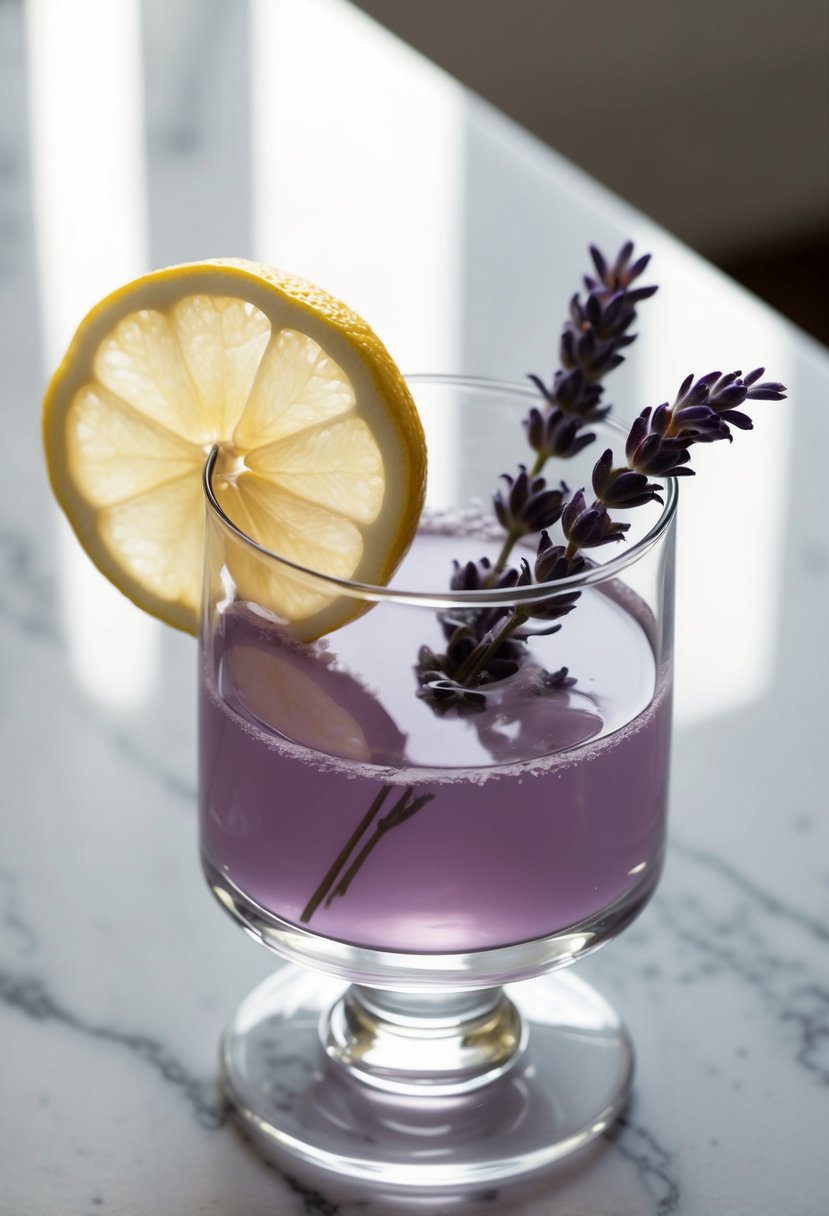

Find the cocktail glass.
xmin=199 ymin=376 xmax=677 ymax=1194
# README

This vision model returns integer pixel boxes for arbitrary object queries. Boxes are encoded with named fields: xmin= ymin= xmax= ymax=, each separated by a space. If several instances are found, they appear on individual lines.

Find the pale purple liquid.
xmin=199 ymin=538 xmax=672 ymax=953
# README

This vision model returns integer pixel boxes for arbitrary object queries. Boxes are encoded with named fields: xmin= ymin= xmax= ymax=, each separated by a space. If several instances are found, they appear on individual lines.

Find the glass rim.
xmin=203 ymin=374 xmax=678 ymax=609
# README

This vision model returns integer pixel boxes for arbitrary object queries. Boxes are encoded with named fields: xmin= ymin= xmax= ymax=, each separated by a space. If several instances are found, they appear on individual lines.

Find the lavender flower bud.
xmin=625 ymin=410 xmax=650 ymax=461
xmin=627 ymin=427 xmax=695 ymax=478
xmin=445 ymin=557 xmax=530 ymax=647
xmin=670 ymin=404 xmax=733 ymax=443
xmin=565 ymin=243 xmax=659 ymax=380
xmin=668 ymin=369 xmax=787 ymax=439
xmin=493 ymin=466 xmax=565 ymax=537
xmin=586 ymin=241 xmax=658 ymax=295
xmin=495 ymin=556 xmax=575 ymax=624
xmin=450 ymin=557 xmax=492 ymax=592
xmin=533 ymin=531 xmax=570 ymax=583
xmin=673 ymin=371 xmax=719 ymax=410
xmin=561 ymin=488 xmax=630 ymax=549
xmin=592 ymin=448 xmax=664 ymax=507
xmin=626 ymin=409 xmax=695 ymax=477
xmin=527 ymin=371 xmax=610 ymax=425
xmin=650 ymin=403 xmax=671 ymax=436
xmin=556 ymin=370 xmax=605 ymax=415
xmin=528 ymin=241 xmax=655 ymax=435
xmin=560 ymin=326 xmax=626 ymax=380
xmin=524 ymin=531 xmax=585 ymax=621
xmin=524 ymin=406 xmax=597 ymax=460
xmin=741 ymin=367 xmax=787 ymax=399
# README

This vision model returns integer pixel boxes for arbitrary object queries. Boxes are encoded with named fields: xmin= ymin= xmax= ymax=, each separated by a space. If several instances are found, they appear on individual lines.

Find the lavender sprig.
xmin=569 ymin=368 xmax=787 ymax=583
xmin=415 ymin=244 xmax=787 ymax=715
xmin=525 ymin=241 xmax=657 ymax=470
xmin=306 ymin=254 xmax=788 ymax=926
xmin=624 ymin=369 xmax=787 ymax=479
xmin=490 ymin=243 xmax=656 ymax=584
xmin=417 ymin=242 xmax=656 ymax=709
xmin=492 ymin=466 xmax=566 ymax=538
xmin=582 ymin=369 xmax=786 ymax=556
xmin=561 ymin=488 xmax=630 ymax=553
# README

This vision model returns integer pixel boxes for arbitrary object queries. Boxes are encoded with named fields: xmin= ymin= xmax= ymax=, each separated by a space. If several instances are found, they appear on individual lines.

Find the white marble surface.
xmin=2 ymin=2 xmax=828 ymax=1214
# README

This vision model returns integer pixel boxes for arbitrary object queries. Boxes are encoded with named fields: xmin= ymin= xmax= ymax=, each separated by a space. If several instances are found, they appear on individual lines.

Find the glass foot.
xmin=221 ymin=964 xmax=633 ymax=1193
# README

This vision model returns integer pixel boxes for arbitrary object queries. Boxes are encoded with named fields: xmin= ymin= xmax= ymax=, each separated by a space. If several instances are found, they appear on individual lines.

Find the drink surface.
xmin=199 ymin=533 xmax=672 ymax=953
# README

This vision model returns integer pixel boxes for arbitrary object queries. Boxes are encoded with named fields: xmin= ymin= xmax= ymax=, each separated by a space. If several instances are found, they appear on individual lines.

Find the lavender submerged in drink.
xmin=199 ymin=532 xmax=671 ymax=954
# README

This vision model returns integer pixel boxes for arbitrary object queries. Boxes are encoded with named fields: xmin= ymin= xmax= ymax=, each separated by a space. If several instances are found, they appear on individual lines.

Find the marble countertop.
xmin=2 ymin=2 xmax=828 ymax=1214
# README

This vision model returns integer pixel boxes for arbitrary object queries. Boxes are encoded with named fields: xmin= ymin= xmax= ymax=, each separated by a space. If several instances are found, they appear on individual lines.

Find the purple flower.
xmin=533 ymin=530 xmax=585 ymax=582
xmin=668 ymin=403 xmax=733 ymax=444
xmin=419 ymin=246 xmax=788 ymax=718
xmin=624 ymin=368 xmax=788 ymax=480
xmin=520 ymin=531 xmax=586 ymax=621
xmin=493 ymin=466 xmax=565 ymax=537
xmin=443 ymin=558 xmax=521 ymax=644
xmin=625 ymin=409 xmax=694 ymax=477
xmin=450 ymin=556 xmax=494 ymax=592
xmin=527 ymin=370 xmax=610 ymax=426
xmin=527 ymin=241 xmax=657 ymax=434
xmin=671 ymin=368 xmax=787 ymax=437
xmin=525 ymin=405 xmax=598 ymax=460
xmin=586 ymin=241 xmax=657 ymax=295
xmin=592 ymin=447 xmax=664 ymax=507
xmin=561 ymin=488 xmax=630 ymax=549
xmin=560 ymin=243 xmax=658 ymax=382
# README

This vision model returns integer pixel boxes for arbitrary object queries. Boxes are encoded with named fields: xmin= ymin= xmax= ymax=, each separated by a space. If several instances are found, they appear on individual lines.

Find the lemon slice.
xmin=42 ymin=260 xmax=427 ymax=639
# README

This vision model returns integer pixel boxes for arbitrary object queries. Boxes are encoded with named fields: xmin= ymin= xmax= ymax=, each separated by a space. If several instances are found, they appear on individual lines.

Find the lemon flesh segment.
xmin=42 ymin=261 xmax=427 ymax=639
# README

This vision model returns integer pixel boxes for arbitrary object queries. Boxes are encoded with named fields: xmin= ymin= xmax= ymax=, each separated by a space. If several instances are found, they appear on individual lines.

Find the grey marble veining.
xmin=2 ymin=2 xmax=828 ymax=1214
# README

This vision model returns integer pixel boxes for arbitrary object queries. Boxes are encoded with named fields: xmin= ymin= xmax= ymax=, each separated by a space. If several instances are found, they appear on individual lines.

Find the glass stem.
xmin=323 ymin=984 xmax=525 ymax=1096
